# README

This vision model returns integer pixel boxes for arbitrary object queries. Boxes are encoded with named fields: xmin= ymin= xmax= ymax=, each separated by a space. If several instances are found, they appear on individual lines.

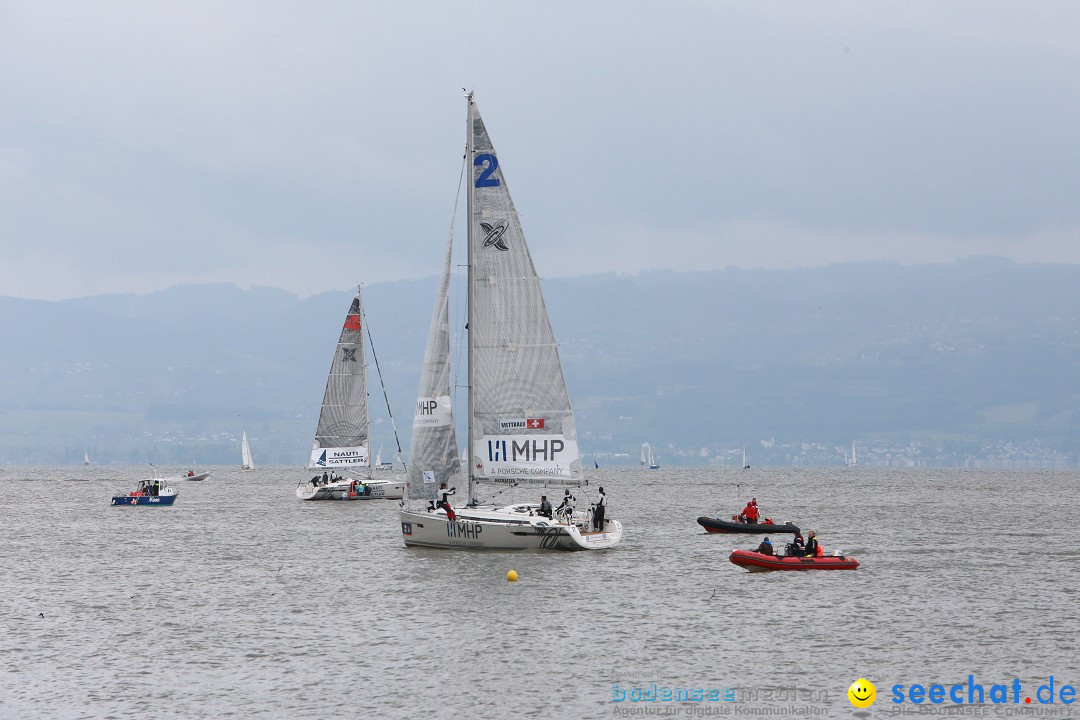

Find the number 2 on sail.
xmin=474 ymin=153 xmax=500 ymax=187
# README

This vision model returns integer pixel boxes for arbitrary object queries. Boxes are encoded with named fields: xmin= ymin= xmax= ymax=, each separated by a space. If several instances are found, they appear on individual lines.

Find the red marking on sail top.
xmin=527 ymin=418 xmax=545 ymax=429
xmin=344 ymin=315 xmax=361 ymax=332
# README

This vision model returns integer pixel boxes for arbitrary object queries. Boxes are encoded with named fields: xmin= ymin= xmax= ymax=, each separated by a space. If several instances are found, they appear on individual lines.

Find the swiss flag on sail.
xmin=527 ymin=418 xmax=545 ymax=429
xmin=343 ymin=315 xmax=361 ymax=332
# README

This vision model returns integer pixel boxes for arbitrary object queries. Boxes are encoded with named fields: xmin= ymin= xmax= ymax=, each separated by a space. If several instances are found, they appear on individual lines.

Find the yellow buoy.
xmin=506 ymin=569 xmax=519 ymax=582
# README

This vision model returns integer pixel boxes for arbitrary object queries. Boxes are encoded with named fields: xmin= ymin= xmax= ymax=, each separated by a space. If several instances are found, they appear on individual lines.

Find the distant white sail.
xmin=641 ymin=442 xmax=659 ymax=469
xmin=241 ymin=430 xmax=254 ymax=470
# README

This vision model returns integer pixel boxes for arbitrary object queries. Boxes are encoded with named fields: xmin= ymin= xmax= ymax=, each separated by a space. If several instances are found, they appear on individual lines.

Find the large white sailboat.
xmin=399 ymin=94 xmax=621 ymax=550
xmin=241 ymin=430 xmax=255 ymax=471
xmin=296 ymin=288 xmax=405 ymax=501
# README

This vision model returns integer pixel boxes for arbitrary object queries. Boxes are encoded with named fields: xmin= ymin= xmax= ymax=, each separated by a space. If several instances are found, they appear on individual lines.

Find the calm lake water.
xmin=1 ymin=466 xmax=1077 ymax=719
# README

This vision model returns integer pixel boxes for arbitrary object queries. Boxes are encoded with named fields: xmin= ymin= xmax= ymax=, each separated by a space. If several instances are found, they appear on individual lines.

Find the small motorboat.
xmin=183 ymin=470 xmax=210 ymax=481
xmin=111 ymin=477 xmax=178 ymax=506
xmin=729 ymin=548 xmax=859 ymax=572
xmin=697 ymin=516 xmax=800 ymax=534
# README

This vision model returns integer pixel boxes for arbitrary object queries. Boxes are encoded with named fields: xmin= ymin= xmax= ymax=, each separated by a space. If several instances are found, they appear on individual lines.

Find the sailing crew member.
xmin=593 ymin=487 xmax=607 ymax=531
xmin=756 ymin=537 xmax=773 ymax=555
xmin=538 ymin=495 xmax=553 ymax=519
xmin=804 ymin=531 xmax=820 ymax=558
xmin=437 ymin=482 xmax=457 ymax=521
xmin=556 ymin=489 xmax=576 ymax=522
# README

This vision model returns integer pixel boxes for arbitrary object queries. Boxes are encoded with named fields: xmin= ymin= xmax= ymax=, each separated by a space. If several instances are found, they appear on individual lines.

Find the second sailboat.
xmin=297 ymin=288 xmax=405 ymax=501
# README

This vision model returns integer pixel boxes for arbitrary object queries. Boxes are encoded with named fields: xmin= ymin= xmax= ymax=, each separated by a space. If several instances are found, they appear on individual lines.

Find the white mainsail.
xmin=466 ymin=98 xmax=581 ymax=497
xmin=406 ymin=235 xmax=462 ymax=502
xmin=241 ymin=430 xmax=254 ymax=470
xmin=309 ymin=290 xmax=370 ymax=473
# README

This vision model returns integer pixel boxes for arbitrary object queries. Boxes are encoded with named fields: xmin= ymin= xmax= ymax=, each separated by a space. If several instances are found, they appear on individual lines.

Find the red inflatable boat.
xmin=729 ymin=549 xmax=859 ymax=572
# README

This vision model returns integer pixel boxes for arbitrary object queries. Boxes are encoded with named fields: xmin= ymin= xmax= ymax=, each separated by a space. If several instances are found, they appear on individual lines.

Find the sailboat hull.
xmin=111 ymin=494 xmax=178 ymax=506
xmin=296 ymin=478 xmax=405 ymax=501
xmin=399 ymin=508 xmax=622 ymax=551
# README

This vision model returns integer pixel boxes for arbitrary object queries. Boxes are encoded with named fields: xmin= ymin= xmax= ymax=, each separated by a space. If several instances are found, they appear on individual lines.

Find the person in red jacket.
xmin=740 ymin=498 xmax=760 ymax=524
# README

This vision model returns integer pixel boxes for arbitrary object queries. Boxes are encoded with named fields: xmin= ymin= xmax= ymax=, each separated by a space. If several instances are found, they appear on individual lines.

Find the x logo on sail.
xmin=481 ymin=222 xmax=509 ymax=251
xmin=342 ymin=348 xmax=357 ymax=362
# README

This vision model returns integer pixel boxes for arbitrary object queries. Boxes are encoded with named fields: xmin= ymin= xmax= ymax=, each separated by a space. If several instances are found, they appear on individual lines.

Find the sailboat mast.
xmin=465 ymin=92 xmax=476 ymax=506
xmin=358 ymin=285 xmax=371 ymax=473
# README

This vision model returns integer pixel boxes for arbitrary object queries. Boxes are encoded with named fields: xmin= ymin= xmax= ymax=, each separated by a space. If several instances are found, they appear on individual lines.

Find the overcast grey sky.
xmin=2 ymin=1 xmax=1078 ymax=301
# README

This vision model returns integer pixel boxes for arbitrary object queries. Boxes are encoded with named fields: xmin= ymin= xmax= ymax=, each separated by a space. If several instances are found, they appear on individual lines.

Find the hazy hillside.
xmin=2 ymin=257 xmax=1078 ymax=466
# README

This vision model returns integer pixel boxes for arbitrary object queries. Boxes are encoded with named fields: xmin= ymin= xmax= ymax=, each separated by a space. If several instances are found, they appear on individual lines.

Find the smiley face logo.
xmin=848 ymin=678 xmax=876 ymax=708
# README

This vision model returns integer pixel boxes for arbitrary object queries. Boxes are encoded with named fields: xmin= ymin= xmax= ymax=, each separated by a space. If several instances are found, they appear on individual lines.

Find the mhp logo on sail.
xmin=487 ymin=438 xmax=565 ymax=462
xmin=416 ymin=399 xmax=440 ymax=415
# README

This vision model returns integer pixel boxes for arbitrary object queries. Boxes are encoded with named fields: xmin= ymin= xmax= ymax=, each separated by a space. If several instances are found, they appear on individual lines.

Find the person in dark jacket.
xmin=804 ymin=531 xmax=819 ymax=557
xmin=756 ymin=536 xmax=773 ymax=555
xmin=592 ymin=487 xmax=607 ymax=531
